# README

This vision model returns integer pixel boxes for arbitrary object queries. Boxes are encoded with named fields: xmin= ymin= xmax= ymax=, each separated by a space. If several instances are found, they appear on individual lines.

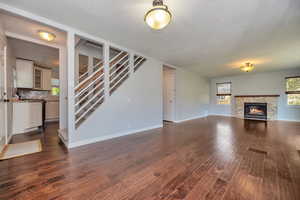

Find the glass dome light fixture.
xmin=240 ymin=62 xmax=254 ymax=72
xmin=144 ymin=0 xmax=172 ymax=30
xmin=38 ymin=30 xmax=56 ymax=42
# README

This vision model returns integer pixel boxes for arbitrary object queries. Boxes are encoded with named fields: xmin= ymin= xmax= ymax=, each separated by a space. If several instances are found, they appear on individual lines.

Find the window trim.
xmin=285 ymin=77 xmax=300 ymax=106
xmin=216 ymin=82 xmax=232 ymax=105
xmin=285 ymin=76 xmax=300 ymax=79
xmin=216 ymin=82 xmax=232 ymax=95
xmin=285 ymin=76 xmax=300 ymax=94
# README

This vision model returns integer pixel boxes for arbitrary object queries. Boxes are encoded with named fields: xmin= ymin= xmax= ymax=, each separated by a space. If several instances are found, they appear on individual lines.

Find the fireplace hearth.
xmin=244 ymin=103 xmax=267 ymax=120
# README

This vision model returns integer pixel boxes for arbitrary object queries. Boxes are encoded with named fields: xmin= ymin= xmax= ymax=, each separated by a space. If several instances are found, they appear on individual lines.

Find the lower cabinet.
xmin=13 ymin=102 xmax=42 ymax=134
xmin=45 ymin=101 xmax=59 ymax=121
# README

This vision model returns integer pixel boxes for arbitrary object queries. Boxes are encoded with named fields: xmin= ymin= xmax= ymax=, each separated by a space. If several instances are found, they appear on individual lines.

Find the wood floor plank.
xmin=0 ymin=117 xmax=299 ymax=200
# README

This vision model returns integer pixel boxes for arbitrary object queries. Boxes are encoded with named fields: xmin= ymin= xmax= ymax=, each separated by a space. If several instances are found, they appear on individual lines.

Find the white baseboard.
xmin=209 ymin=114 xmax=300 ymax=122
xmin=13 ymin=127 xmax=40 ymax=135
xmin=208 ymin=114 xmax=233 ymax=117
xmin=45 ymin=118 xmax=59 ymax=123
xmin=174 ymin=114 xmax=208 ymax=123
xmin=7 ymin=134 xmax=13 ymax=144
xmin=58 ymin=129 xmax=68 ymax=148
xmin=276 ymin=119 xmax=300 ymax=122
xmin=68 ymin=124 xmax=163 ymax=149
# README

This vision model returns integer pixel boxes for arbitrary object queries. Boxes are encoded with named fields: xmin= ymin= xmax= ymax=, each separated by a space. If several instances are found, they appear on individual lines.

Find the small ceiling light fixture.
xmin=144 ymin=0 xmax=172 ymax=30
xmin=240 ymin=62 xmax=254 ymax=72
xmin=38 ymin=30 xmax=56 ymax=41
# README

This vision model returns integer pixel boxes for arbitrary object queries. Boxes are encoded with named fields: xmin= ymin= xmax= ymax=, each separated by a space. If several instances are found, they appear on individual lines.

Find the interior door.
xmin=0 ymin=44 xmax=7 ymax=152
xmin=163 ymin=68 xmax=175 ymax=121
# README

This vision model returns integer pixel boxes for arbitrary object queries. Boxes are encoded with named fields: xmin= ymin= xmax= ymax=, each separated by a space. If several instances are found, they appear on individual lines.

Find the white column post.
xmin=67 ymin=31 xmax=76 ymax=140
xmin=59 ymin=46 xmax=67 ymax=131
xmin=74 ymin=50 xmax=79 ymax=85
xmin=104 ymin=42 xmax=110 ymax=99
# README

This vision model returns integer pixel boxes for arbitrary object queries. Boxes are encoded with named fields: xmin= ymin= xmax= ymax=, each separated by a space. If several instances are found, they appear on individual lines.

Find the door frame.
xmin=162 ymin=65 xmax=176 ymax=122
xmin=4 ymin=32 xmax=67 ymax=137
xmin=0 ymin=43 xmax=7 ymax=152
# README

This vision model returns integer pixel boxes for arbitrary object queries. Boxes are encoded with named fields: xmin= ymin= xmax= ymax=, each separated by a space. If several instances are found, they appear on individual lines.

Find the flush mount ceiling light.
xmin=240 ymin=62 xmax=254 ymax=72
xmin=38 ymin=30 xmax=56 ymax=41
xmin=144 ymin=0 xmax=172 ymax=30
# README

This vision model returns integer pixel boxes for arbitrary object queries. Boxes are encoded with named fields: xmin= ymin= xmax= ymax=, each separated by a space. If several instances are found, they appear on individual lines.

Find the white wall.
xmin=69 ymin=58 xmax=163 ymax=147
xmin=69 ymin=58 xmax=213 ymax=147
xmin=175 ymin=68 xmax=210 ymax=122
xmin=209 ymin=69 xmax=300 ymax=121
xmin=0 ymin=4 xmax=212 ymax=149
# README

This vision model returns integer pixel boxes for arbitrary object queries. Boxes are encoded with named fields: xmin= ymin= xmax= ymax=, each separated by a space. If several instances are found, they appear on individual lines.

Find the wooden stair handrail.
xmin=110 ymin=52 xmax=128 ymax=68
xmin=75 ymin=52 xmax=128 ymax=93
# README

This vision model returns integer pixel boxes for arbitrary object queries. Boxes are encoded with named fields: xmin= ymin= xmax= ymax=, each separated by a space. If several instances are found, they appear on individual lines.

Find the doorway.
xmin=0 ymin=44 xmax=7 ymax=152
xmin=163 ymin=66 xmax=176 ymax=122
xmin=0 ymin=36 xmax=63 ymax=159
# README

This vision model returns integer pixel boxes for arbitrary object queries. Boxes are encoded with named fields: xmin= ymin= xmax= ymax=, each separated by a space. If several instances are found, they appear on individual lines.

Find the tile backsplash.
xmin=17 ymin=89 xmax=50 ymax=99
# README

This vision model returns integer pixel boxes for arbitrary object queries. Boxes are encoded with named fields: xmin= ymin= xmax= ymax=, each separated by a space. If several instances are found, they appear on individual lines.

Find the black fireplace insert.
xmin=244 ymin=102 xmax=267 ymax=120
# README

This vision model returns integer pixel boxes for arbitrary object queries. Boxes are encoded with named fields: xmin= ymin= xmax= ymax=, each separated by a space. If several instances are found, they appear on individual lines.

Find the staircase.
xmin=74 ymin=43 xmax=146 ymax=128
xmin=134 ymin=55 xmax=147 ymax=72
xmin=109 ymin=49 xmax=130 ymax=95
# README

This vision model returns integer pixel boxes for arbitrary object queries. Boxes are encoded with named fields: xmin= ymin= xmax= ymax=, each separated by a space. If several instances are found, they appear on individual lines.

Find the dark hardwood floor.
xmin=1 ymin=116 xmax=300 ymax=200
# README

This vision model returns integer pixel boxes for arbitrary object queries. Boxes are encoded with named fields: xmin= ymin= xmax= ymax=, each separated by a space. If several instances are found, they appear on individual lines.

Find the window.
xmin=286 ymin=77 xmax=300 ymax=105
xmin=51 ymin=79 xmax=60 ymax=96
xmin=216 ymin=82 xmax=232 ymax=104
xmin=51 ymin=87 xmax=60 ymax=96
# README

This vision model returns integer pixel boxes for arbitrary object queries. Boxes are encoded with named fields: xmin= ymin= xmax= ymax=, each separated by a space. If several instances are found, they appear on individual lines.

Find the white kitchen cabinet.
xmin=46 ymin=100 xmax=59 ymax=121
xmin=16 ymin=59 xmax=52 ymax=91
xmin=42 ymin=68 xmax=52 ymax=91
xmin=34 ymin=67 xmax=52 ymax=91
xmin=13 ymin=102 xmax=42 ymax=134
xmin=16 ymin=59 xmax=34 ymax=88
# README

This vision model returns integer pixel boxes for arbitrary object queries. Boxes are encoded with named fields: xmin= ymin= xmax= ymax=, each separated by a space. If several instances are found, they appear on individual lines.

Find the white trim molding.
xmin=276 ymin=119 xmax=300 ymax=122
xmin=68 ymin=124 xmax=163 ymax=149
xmin=208 ymin=114 xmax=233 ymax=117
xmin=174 ymin=114 xmax=208 ymax=123
xmin=58 ymin=129 xmax=69 ymax=148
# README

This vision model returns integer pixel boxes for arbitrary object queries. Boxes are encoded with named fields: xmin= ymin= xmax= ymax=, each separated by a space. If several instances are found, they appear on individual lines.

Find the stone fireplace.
xmin=234 ymin=95 xmax=279 ymax=120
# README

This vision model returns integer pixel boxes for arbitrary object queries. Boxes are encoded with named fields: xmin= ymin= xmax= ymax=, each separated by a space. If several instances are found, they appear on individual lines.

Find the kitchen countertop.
xmin=12 ymin=99 xmax=45 ymax=103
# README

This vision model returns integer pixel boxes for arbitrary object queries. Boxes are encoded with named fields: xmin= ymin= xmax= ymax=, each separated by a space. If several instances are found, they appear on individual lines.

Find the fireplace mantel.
xmin=235 ymin=95 xmax=280 ymax=98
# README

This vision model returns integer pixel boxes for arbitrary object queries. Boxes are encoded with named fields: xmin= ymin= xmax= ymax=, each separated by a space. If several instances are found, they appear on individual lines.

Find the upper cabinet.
xmin=33 ymin=67 xmax=43 ymax=89
xmin=16 ymin=58 xmax=52 ymax=91
xmin=16 ymin=59 xmax=34 ymax=88
xmin=42 ymin=68 xmax=52 ymax=91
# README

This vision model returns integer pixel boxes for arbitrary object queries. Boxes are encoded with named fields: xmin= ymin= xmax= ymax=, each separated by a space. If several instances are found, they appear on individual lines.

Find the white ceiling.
xmin=8 ymin=37 xmax=59 ymax=69
xmin=0 ymin=12 xmax=66 ymax=46
xmin=1 ymin=0 xmax=300 ymax=77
